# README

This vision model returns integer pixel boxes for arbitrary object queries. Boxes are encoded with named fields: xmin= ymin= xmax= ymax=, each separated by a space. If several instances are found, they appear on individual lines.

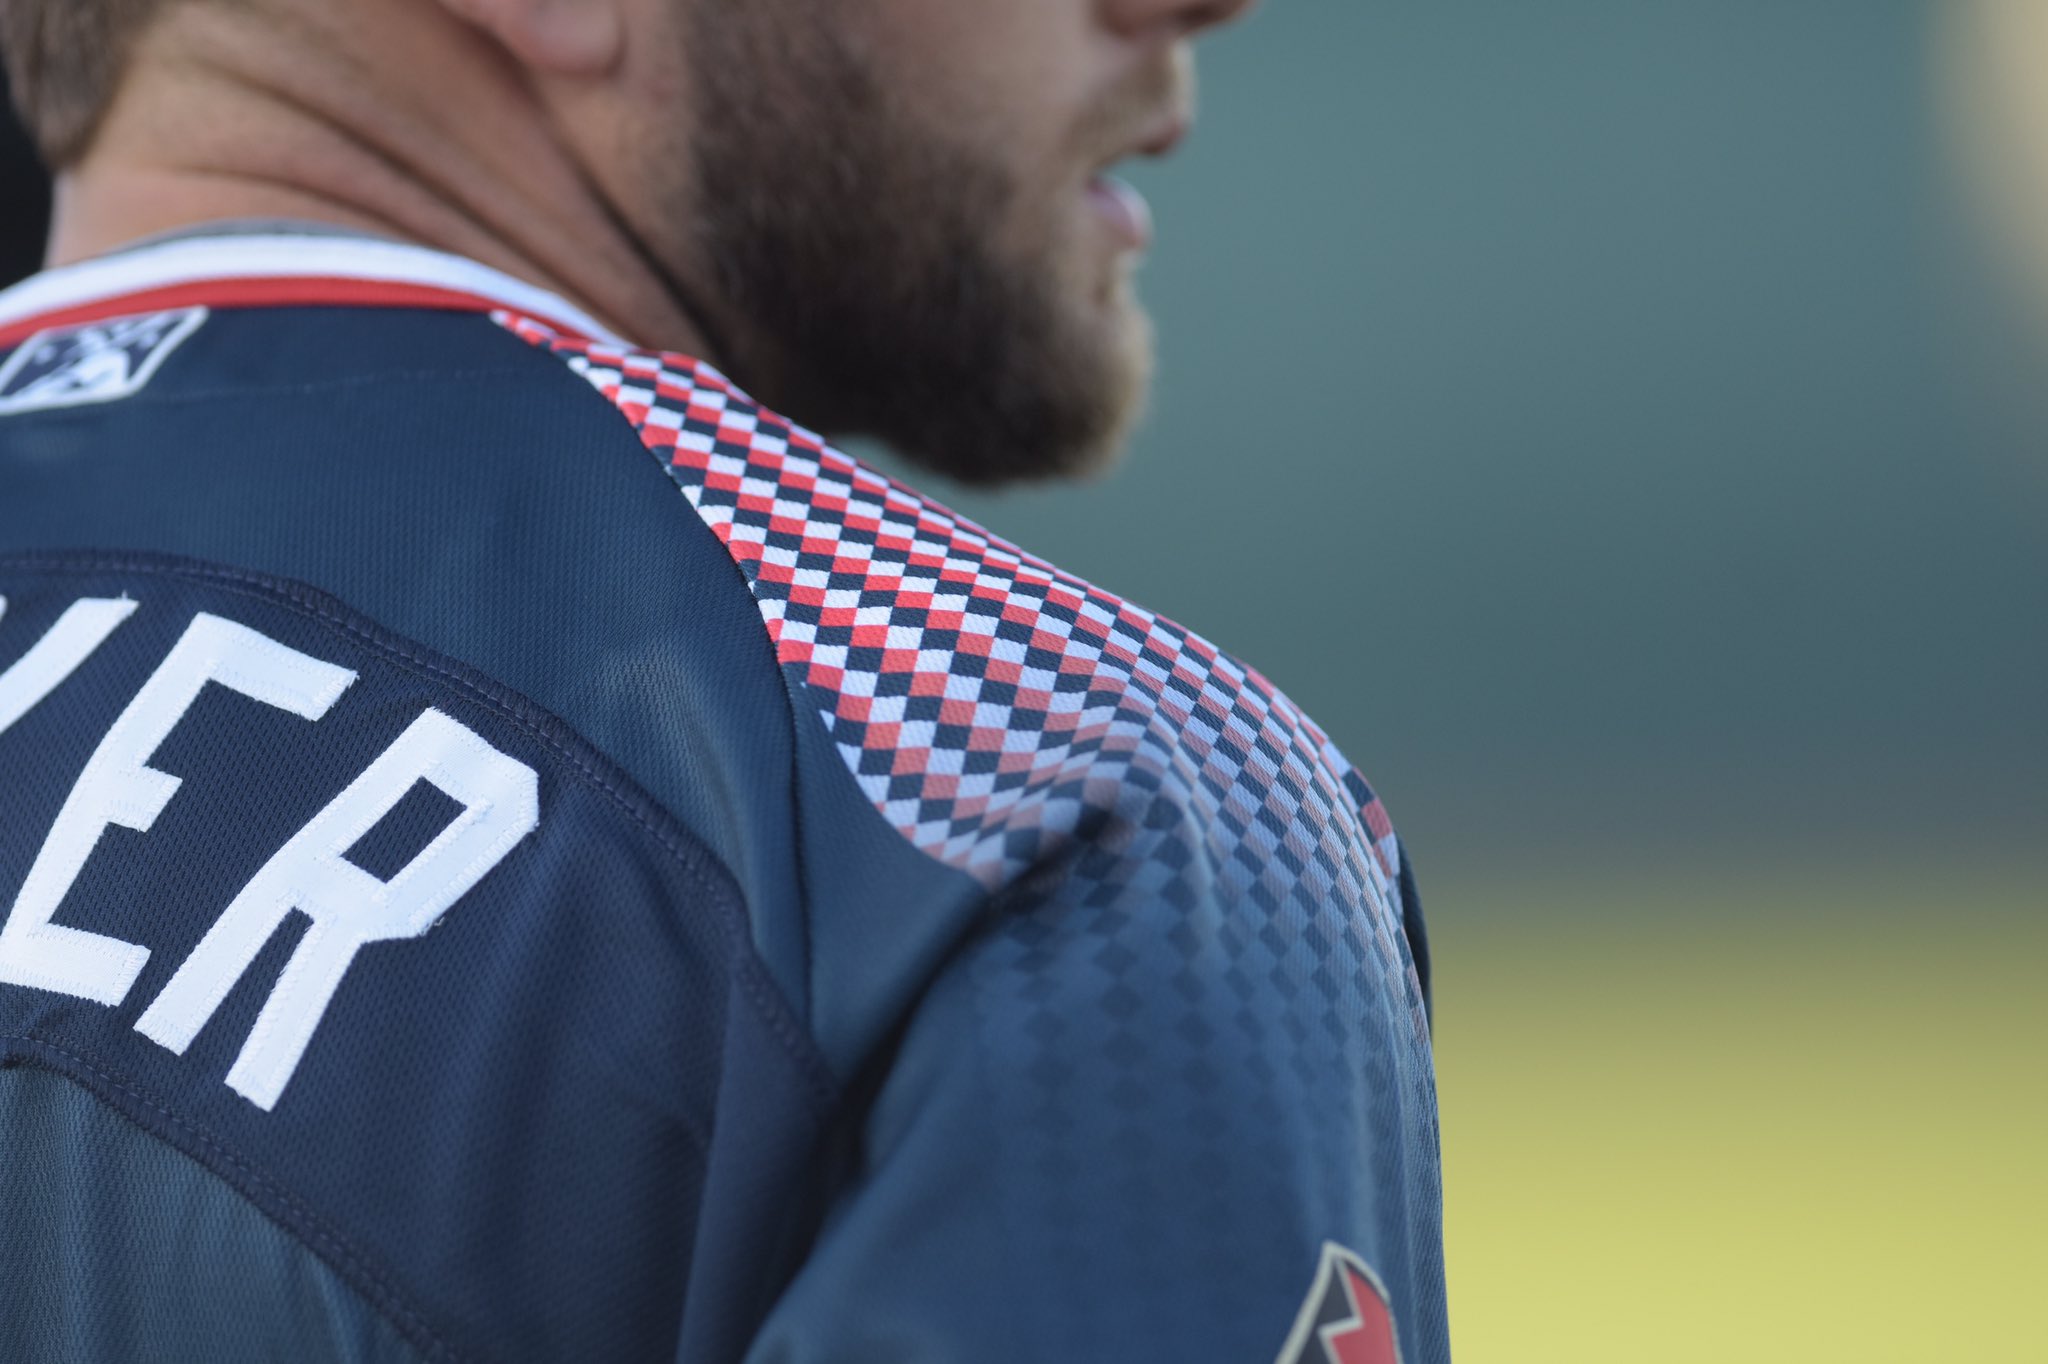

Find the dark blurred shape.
xmin=0 ymin=63 xmax=52 ymax=286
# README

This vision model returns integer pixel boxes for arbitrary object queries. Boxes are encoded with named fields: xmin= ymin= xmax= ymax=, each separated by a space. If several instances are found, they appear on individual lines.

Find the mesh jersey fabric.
xmin=0 ymin=234 xmax=1448 ymax=1364
xmin=0 ymin=1064 xmax=424 ymax=1364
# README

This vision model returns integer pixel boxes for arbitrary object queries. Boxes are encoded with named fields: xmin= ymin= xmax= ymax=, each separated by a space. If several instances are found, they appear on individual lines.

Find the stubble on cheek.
xmin=680 ymin=4 xmax=1157 ymax=486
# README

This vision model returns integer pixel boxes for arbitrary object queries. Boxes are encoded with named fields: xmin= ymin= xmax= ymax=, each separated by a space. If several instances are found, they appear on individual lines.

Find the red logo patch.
xmin=1274 ymin=1242 xmax=1404 ymax=1364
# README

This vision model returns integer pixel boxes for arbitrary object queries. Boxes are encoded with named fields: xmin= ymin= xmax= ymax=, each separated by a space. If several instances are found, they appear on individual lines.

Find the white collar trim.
xmin=0 ymin=233 xmax=628 ymax=344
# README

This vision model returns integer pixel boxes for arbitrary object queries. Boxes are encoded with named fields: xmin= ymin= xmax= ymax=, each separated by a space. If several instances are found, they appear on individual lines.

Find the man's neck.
xmin=46 ymin=0 xmax=709 ymax=355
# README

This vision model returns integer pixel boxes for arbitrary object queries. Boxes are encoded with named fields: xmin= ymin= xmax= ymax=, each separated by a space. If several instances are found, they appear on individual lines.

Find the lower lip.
xmin=1087 ymin=174 xmax=1154 ymax=255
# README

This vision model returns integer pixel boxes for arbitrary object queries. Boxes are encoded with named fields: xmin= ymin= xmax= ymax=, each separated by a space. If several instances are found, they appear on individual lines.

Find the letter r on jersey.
xmin=1 ymin=604 xmax=541 ymax=1111
xmin=135 ymin=707 xmax=540 ymax=1109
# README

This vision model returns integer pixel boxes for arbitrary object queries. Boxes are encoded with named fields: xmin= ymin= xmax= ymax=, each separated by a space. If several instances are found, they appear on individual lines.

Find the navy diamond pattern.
xmin=499 ymin=314 xmax=1406 ymax=946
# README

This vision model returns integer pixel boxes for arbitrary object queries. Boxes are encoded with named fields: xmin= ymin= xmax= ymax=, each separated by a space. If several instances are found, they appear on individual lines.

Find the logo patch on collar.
xmin=1275 ymin=1242 xmax=1404 ymax=1364
xmin=0 ymin=307 xmax=208 ymax=416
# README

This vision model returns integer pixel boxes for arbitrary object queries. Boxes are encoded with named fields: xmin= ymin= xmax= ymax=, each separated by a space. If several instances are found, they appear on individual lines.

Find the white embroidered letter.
xmin=0 ymin=596 xmax=140 ymax=736
xmin=0 ymin=613 xmax=356 ymax=1003
xmin=136 ymin=708 xmax=539 ymax=1110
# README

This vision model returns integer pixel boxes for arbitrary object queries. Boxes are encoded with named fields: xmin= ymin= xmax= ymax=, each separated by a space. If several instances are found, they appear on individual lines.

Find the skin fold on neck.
xmin=45 ymin=0 xmax=712 ymax=354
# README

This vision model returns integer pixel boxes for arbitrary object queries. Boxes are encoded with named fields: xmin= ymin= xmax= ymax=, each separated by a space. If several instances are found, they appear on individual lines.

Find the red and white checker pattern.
xmin=498 ymin=313 xmax=1403 ymax=918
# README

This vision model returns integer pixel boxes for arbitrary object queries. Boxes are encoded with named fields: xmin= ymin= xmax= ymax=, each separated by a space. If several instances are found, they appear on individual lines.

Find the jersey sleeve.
xmin=487 ymin=319 xmax=1448 ymax=1363
xmin=740 ymin=775 xmax=1445 ymax=1364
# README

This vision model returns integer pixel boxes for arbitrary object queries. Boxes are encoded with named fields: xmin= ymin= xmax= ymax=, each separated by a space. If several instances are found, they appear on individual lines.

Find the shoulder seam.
xmin=491 ymin=318 xmax=852 ymax=1029
xmin=491 ymin=316 xmax=1410 ymax=1018
xmin=492 ymin=319 xmax=1402 ymax=866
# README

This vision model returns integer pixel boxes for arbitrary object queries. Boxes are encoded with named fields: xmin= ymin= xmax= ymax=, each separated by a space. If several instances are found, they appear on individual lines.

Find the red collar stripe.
xmin=0 ymin=236 xmax=624 ymax=348
xmin=0 ymin=276 xmax=596 ymax=349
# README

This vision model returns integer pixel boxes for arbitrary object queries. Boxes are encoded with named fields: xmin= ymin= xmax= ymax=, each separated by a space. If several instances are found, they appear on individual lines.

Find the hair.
xmin=0 ymin=0 xmax=167 ymax=166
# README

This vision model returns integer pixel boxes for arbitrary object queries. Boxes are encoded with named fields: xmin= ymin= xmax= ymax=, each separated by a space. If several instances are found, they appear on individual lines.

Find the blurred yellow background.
xmin=1423 ymin=16 xmax=2048 ymax=1355
xmin=1435 ymin=857 xmax=2046 ymax=1362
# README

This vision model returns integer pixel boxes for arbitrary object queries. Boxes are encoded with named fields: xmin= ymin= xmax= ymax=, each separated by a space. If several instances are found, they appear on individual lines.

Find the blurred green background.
xmin=5 ymin=3 xmax=2044 ymax=1360
xmin=867 ymin=4 xmax=2048 ymax=1361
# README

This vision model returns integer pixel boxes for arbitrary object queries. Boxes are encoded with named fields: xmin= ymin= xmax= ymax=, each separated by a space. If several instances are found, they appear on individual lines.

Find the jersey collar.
xmin=0 ymin=232 xmax=629 ymax=349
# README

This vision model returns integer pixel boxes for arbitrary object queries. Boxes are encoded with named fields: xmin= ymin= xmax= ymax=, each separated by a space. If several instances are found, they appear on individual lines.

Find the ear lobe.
xmin=437 ymin=0 xmax=623 ymax=78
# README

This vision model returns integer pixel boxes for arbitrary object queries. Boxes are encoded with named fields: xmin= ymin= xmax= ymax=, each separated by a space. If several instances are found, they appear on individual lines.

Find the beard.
xmin=682 ymin=5 xmax=1153 ymax=486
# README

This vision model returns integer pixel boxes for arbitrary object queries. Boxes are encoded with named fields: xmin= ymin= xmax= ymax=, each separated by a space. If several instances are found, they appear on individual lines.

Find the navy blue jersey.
xmin=0 ymin=231 xmax=1447 ymax=1364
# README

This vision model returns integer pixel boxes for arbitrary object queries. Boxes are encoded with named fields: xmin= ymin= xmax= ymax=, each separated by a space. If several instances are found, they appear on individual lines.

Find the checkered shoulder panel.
xmin=499 ymin=314 xmax=1402 ymax=902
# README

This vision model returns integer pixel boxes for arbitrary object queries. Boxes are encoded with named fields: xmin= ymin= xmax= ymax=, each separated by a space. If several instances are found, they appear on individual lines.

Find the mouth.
xmin=1084 ymin=112 xmax=1192 ymax=257
xmin=1085 ymin=174 xmax=1155 ymax=256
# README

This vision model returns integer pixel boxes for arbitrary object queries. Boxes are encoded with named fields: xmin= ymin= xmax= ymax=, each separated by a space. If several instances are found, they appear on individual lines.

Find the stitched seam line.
xmin=491 ymin=324 xmax=836 ymax=1068
xmin=509 ymin=329 xmax=833 ymax=1036
xmin=1 ymin=1033 xmax=460 ymax=1364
